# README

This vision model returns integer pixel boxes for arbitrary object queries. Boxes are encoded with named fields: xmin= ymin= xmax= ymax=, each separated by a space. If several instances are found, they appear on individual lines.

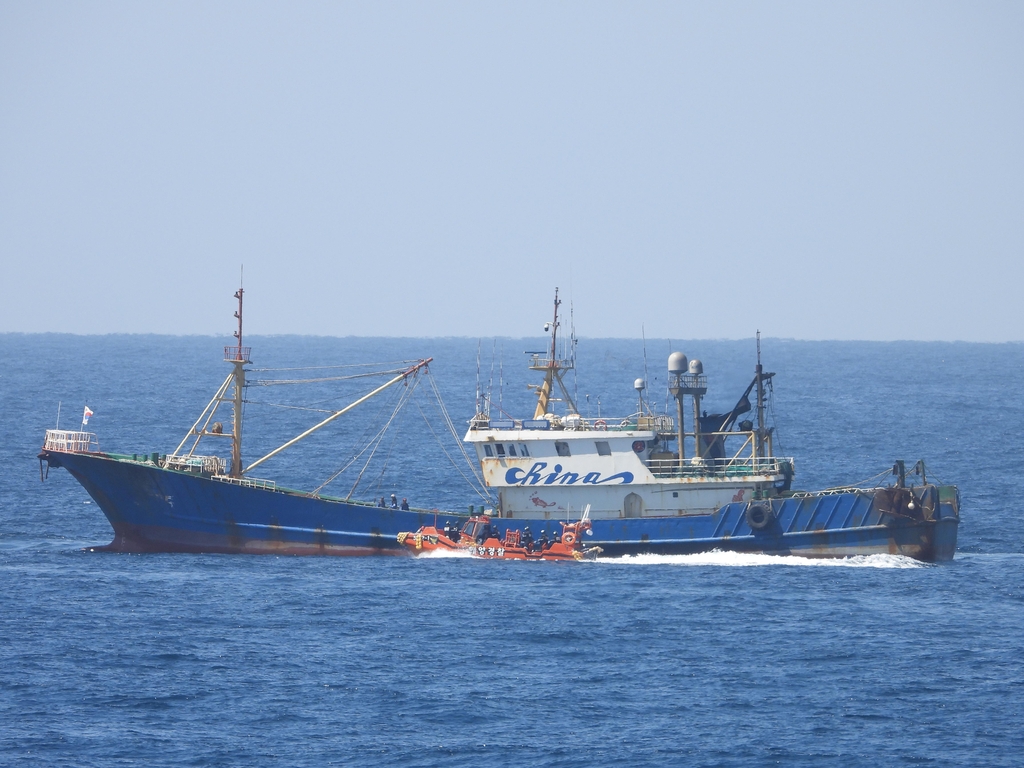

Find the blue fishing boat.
xmin=39 ymin=288 xmax=959 ymax=560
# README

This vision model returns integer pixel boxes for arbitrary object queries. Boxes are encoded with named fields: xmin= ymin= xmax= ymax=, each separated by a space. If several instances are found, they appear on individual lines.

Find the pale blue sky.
xmin=1 ymin=2 xmax=1021 ymax=340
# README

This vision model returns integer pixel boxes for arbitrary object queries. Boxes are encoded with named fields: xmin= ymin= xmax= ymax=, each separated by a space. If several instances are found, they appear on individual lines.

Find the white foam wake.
xmin=594 ymin=550 xmax=927 ymax=568
xmin=417 ymin=547 xmax=475 ymax=559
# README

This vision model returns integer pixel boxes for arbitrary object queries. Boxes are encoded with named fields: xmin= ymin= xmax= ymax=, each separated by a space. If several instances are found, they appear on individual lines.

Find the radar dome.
xmin=668 ymin=352 xmax=688 ymax=374
xmin=634 ymin=378 xmax=646 ymax=392
xmin=689 ymin=359 xmax=703 ymax=375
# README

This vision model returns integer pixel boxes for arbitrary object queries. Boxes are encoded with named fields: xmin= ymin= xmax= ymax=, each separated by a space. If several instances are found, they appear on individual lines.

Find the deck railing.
xmin=528 ymin=355 xmax=574 ymax=370
xmin=212 ymin=474 xmax=276 ymax=491
xmin=224 ymin=345 xmax=252 ymax=363
xmin=479 ymin=414 xmax=676 ymax=432
xmin=43 ymin=430 xmax=98 ymax=453
xmin=648 ymin=455 xmax=791 ymax=479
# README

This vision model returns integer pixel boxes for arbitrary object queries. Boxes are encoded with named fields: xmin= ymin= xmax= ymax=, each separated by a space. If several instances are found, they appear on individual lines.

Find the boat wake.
xmin=418 ymin=548 xmax=475 ymax=559
xmin=594 ymin=550 xmax=928 ymax=568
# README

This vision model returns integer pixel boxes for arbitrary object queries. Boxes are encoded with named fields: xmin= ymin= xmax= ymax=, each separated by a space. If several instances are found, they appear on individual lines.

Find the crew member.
xmin=400 ymin=498 xmax=409 ymax=511
xmin=390 ymin=493 xmax=398 ymax=509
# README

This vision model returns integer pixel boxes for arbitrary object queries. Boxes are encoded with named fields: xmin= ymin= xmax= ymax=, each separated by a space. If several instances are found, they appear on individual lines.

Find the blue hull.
xmin=46 ymin=451 xmax=959 ymax=561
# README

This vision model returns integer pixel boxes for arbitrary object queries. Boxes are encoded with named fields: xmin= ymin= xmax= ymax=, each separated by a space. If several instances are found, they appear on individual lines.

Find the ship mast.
xmin=227 ymin=285 xmax=251 ymax=477
xmin=530 ymin=289 xmax=578 ymax=418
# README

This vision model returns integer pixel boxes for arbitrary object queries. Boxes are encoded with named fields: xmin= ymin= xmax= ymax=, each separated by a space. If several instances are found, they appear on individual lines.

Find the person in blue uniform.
xmin=522 ymin=526 xmax=533 ymax=552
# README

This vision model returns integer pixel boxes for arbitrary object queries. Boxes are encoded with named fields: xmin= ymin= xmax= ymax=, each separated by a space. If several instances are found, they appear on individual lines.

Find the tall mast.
xmin=227 ymin=285 xmax=251 ymax=477
xmin=529 ymin=288 xmax=578 ymax=418
xmin=533 ymin=289 xmax=560 ymax=418
xmin=548 ymin=288 xmax=559 ymax=364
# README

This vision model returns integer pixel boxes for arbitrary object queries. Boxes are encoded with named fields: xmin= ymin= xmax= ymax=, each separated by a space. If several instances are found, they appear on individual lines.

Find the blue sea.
xmin=1 ymin=334 xmax=1022 ymax=767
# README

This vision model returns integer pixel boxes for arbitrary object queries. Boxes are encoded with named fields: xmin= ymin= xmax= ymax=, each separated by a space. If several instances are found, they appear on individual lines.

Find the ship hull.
xmin=44 ymin=451 xmax=959 ymax=561
xmin=49 ymin=451 xmax=426 ymax=556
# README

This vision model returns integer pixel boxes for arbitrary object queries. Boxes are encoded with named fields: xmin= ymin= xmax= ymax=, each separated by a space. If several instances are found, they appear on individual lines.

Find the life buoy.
xmin=563 ymin=531 xmax=577 ymax=546
xmin=745 ymin=503 xmax=774 ymax=531
xmin=594 ymin=419 xmax=607 ymax=430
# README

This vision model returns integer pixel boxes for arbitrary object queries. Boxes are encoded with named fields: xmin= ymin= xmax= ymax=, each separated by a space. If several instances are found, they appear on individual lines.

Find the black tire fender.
xmin=745 ymin=503 xmax=774 ymax=531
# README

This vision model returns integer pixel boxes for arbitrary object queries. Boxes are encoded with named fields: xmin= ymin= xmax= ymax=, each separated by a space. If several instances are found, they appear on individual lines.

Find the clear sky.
xmin=1 ymin=2 xmax=1021 ymax=341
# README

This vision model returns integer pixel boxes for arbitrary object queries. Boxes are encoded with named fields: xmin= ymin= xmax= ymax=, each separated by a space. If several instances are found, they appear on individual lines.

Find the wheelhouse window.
xmin=483 ymin=444 xmax=493 ymax=457
xmin=496 ymin=444 xmax=506 ymax=457
xmin=555 ymin=441 xmax=571 ymax=457
xmin=508 ymin=444 xmax=517 ymax=457
xmin=596 ymin=441 xmax=611 ymax=456
xmin=520 ymin=444 xmax=530 ymax=457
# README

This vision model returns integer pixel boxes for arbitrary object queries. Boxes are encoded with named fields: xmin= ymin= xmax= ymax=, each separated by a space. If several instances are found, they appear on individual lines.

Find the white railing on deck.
xmin=43 ymin=430 xmax=98 ymax=453
xmin=648 ymin=456 xmax=792 ymax=478
xmin=478 ymin=414 xmax=675 ymax=432
xmin=212 ymin=475 xmax=276 ymax=491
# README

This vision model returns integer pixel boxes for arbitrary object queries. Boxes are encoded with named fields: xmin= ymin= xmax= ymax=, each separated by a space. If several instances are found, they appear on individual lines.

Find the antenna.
xmin=487 ymin=340 xmax=496 ymax=418
xmin=642 ymin=325 xmax=650 ymax=416
xmin=549 ymin=287 xmax=560 ymax=362
xmin=498 ymin=342 xmax=504 ymax=413
xmin=570 ymin=297 xmax=579 ymax=413
xmin=475 ymin=340 xmax=482 ymax=415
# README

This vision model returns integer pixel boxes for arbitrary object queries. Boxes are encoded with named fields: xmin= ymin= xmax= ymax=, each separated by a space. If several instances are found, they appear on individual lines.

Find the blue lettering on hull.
xmin=504 ymin=462 xmax=633 ymax=486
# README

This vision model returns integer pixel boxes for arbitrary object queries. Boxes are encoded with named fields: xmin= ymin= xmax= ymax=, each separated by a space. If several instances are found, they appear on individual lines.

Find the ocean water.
xmin=1 ymin=334 xmax=1022 ymax=767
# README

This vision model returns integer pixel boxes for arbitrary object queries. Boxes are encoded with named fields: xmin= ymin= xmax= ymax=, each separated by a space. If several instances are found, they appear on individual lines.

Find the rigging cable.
xmin=250 ymin=360 xmax=421 ymax=372
xmin=347 ymin=376 xmax=420 ymax=498
xmin=416 ymin=374 xmax=492 ymax=500
xmin=251 ymin=369 xmax=412 ymax=386
xmin=367 ymin=384 xmax=413 ymax=497
xmin=309 ymin=384 xmax=407 ymax=497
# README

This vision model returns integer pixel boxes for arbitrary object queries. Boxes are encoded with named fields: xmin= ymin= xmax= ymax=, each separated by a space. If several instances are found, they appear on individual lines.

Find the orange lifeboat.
xmin=397 ymin=510 xmax=602 ymax=561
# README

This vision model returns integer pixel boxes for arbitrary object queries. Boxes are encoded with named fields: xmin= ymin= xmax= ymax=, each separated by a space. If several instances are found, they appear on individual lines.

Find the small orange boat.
xmin=397 ymin=508 xmax=602 ymax=561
